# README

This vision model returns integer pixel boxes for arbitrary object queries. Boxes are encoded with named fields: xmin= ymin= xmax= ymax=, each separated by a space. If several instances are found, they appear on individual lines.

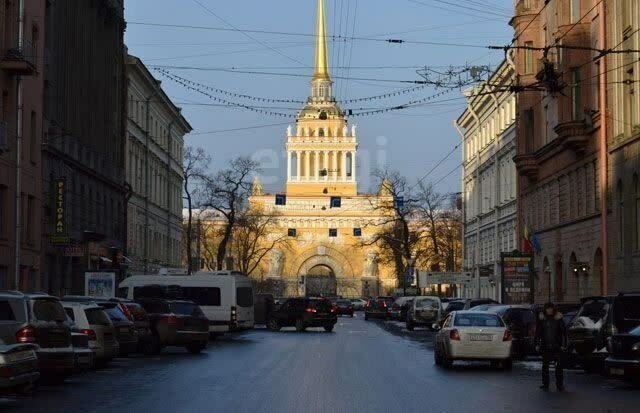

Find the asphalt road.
xmin=2 ymin=315 xmax=638 ymax=413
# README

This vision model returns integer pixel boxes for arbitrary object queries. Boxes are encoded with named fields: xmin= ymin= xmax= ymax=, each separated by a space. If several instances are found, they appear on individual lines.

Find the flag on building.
xmin=523 ymin=224 xmax=542 ymax=253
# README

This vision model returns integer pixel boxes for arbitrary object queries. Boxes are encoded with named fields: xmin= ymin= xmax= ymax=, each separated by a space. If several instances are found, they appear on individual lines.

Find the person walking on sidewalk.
xmin=535 ymin=302 xmax=568 ymax=391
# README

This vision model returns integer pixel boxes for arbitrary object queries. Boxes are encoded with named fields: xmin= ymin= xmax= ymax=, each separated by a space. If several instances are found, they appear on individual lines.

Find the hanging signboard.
xmin=417 ymin=272 xmax=473 ymax=288
xmin=501 ymin=252 xmax=535 ymax=304
xmin=50 ymin=178 xmax=70 ymax=245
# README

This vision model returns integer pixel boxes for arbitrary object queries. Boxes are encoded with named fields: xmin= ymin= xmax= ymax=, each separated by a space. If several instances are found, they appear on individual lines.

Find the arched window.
xmin=618 ymin=180 xmax=625 ymax=252
xmin=318 ymin=128 xmax=325 ymax=137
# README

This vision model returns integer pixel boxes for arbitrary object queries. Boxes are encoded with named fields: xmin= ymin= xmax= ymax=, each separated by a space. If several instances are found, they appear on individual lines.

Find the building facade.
xmin=245 ymin=0 xmax=397 ymax=297
xmin=606 ymin=0 xmax=640 ymax=292
xmin=0 ymin=0 xmax=45 ymax=290
xmin=125 ymin=55 xmax=191 ymax=275
xmin=511 ymin=0 xmax=606 ymax=303
xmin=41 ymin=0 xmax=126 ymax=295
xmin=457 ymin=59 xmax=518 ymax=300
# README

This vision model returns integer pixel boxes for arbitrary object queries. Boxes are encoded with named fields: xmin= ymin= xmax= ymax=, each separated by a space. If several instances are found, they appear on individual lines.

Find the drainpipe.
xmin=454 ymin=120 xmax=466 ymax=298
xmin=13 ymin=0 xmax=25 ymax=290
xmin=166 ymin=121 xmax=174 ymax=267
xmin=598 ymin=1 xmax=608 ymax=294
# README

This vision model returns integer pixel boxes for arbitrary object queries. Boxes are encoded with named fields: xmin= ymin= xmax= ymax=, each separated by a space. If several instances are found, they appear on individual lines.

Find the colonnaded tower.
xmin=249 ymin=0 xmax=397 ymax=297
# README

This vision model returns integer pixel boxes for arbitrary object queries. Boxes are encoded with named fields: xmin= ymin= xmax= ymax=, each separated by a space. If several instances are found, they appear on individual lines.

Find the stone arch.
xmin=292 ymin=245 xmax=355 ymax=278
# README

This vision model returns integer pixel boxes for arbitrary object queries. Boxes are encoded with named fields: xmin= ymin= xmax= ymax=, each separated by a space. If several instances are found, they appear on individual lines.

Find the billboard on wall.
xmin=501 ymin=252 xmax=534 ymax=304
xmin=85 ymin=272 xmax=116 ymax=298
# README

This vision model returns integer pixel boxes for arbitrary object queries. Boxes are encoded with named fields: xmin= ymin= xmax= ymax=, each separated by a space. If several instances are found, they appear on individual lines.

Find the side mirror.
xmin=432 ymin=323 xmax=441 ymax=331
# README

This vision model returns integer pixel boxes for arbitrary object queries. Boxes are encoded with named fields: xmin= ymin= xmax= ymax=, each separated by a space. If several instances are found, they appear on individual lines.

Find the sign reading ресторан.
xmin=501 ymin=251 xmax=535 ymax=304
xmin=417 ymin=272 xmax=473 ymax=288
xmin=49 ymin=178 xmax=70 ymax=245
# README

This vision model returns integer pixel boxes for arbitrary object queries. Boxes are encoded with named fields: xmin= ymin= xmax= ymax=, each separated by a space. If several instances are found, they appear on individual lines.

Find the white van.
xmin=117 ymin=271 xmax=255 ymax=335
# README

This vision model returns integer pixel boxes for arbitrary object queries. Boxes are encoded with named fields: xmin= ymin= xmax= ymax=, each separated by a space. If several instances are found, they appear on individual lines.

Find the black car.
xmin=364 ymin=298 xmax=391 ymax=320
xmin=568 ymin=294 xmax=640 ymax=356
xmin=487 ymin=305 xmax=537 ymax=357
xmin=254 ymin=294 xmax=276 ymax=325
xmin=442 ymin=300 xmax=465 ymax=317
xmin=605 ymin=324 xmax=640 ymax=386
xmin=267 ymin=298 xmax=337 ymax=332
xmin=335 ymin=299 xmax=354 ymax=317
xmin=464 ymin=298 xmax=499 ymax=310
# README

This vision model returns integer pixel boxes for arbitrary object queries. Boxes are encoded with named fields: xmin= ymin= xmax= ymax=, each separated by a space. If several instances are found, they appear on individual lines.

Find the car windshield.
xmin=102 ymin=305 xmax=129 ymax=321
xmin=85 ymin=308 xmax=112 ymax=326
xmin=445 ymin=301 xmax=465 ymax=312
xmin=613 ymin=297 xmax=640 ymax=332
xmin=454 ymin=313 xmax=504 ymax=327
xmin=578 ymin=299 xmax=609 ymax=323
xmin=169 ymin=302 xmax=204 ymax=317
xmin=32 ymin=299 xmax=66 ymax=322
xmin=309 ymin=299 xmax=332 ymax=312
xmin=415 ymin=298 xmax=439 ymax=309
xmin=337 ymin=300 xmax=351 ymax=306
xmin=629 ymin=325 xmax=640 ymax=335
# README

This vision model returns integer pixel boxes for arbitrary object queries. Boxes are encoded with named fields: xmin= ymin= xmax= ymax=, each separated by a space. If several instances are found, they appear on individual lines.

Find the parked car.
xmin=434 ymin=311 xmax=513 ymax=370
xmin=468 ymin=304 xmax=501 ymax=312
xmin=350 ymin=298 xmax=367 ymax=311
xmin=568 ymin=294 xmax=640 ymax=358
xmin=335 ymin=299 xmax=354 ymax=317
xmin=63 ymin=297 xmax=139 ymax=356
xmin=486 ymin=305 xmax=537 ymax=357
xmin=0 ymin=340 xmax=39 ymax=394
xmin=464 ymin=298 xmax=500 ymax=310
xmin=406 ymin=296 xmax=443 ymax=331
xmin=266 ymin=298 xmax=337 ymax=332
xmin=254 ymin=294 xmax=276 ymax=325
xmin=116 ymin=300 xmax=152 ymax=353
xmin=137 ymin=298 xmax=210 ymax=354
xmin=390 ymin=297 xmax=414 ymax=320
xmin=605 ymin=324 xmax=640 ymax=386
xmin=364 ymin=298 xmax=391 ymax=320
xmin=442 ymin=300 xmax=466 ymax=318
xmin=0 ymin=292 xmax=75 ymax=381
xmin=62 ymin=302 xmax=119 ymax=365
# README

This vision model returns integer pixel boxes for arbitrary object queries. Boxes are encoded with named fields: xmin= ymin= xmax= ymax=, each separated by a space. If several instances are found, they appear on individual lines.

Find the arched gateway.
xmin=304 ymin=264 xmax=337 ymax=297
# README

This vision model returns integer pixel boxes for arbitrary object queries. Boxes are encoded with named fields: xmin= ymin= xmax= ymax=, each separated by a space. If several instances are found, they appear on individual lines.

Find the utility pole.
xmin=13 ymin=0 xmax=25 ymax=290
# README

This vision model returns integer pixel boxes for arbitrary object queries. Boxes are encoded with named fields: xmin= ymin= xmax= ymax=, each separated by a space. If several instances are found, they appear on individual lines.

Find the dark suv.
xmin=0 ymin=292 xmax=75 ymax=381
xmin=137 ymin=298 xmax=209 ymax=354
xmin=364 ymin=297 xmax=393 ymax=320
xmin=267 ymin=298 xmax=337 ymax=332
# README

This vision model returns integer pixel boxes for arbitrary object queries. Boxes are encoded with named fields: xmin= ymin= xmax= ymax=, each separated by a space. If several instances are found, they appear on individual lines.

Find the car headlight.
xmin=0 ymin=354 xmax=7 ymax=364
xmin=632 ymin=342 xmax=640 ymax=352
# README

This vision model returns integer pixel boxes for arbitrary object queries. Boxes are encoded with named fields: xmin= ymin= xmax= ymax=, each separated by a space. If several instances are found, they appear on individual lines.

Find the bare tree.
xmin=183 ymin=146 xmax=211 ymax=274
xmin=414 ymin=182 xmax=449 ymax=271
xmin=230 ymin=206 xmax=289 ymax=276
xmin=200 ymin=157 xmax=260 ymax=270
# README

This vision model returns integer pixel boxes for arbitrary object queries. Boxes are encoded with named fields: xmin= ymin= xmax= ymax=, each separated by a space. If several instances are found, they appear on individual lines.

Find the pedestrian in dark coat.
xmin=535 ymin=302 xmax=568 ymax=391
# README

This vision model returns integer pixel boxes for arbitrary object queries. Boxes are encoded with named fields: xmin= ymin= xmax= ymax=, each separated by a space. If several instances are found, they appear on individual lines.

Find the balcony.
xmin=513 ymin=154 xmax=539 ymax=180
xmin=1 ymin=40 xmax=36 ymax=76
xmin=554 ymin=120 xmax=591 ymax=155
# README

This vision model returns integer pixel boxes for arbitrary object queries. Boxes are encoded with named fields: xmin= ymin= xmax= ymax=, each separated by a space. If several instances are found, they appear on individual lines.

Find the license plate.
xmin=469 ymin=334 xmax=492 ymax=341
xmin=609 ymin=368 xmax=625 ymax=376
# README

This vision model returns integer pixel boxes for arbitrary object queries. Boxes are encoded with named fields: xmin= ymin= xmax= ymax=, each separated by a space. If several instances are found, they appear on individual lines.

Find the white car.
xmin=434 ymin=311 xmax=513 ymax=369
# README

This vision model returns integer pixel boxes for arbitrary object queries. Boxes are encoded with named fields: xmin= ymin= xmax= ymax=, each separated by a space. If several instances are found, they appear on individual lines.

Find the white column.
xmin=296 ymin=151 xmax=301 ymax=181
xmin=287 ymin=151 xmax=292 ymax=181
xmin=324 ymin=151 xmax=329 ymax=181
xmin=305 ymin=150 xmax=310 ymax=181
xmin=313 ymin=151 xmax=319 ymax=181
xmin=341 ymin=151 xmax=347 ymax=181
xmin=351 ymin=151 xmax=356 ymax=181
xmin=332 ymin=151 xmax=337 ymax=180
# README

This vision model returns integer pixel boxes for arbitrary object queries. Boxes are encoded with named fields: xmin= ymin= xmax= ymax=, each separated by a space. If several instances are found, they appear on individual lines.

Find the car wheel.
xmin=502 ymin=358 xmax=513 ymax=371
xmin=295 ymin=318 xmax=306 ymax=332
xmin=406 ymin=318 xmax=415 ymax=331
xmin=186 ymin=343 xmax=207 ymax=354
xmin=209 ymin=332 xmax=219 ymax=341
xmin=365 ymin=314 xmax=369 ymax=321
xmin=350 ymin=313 xmax=354 ymax=318
xmin=442 ymin=351 xmax=453 ymax=369
xmin=324 ymin=324 xmax=334 ymax=332
xmin=434 ymin=347 xmax=442 ymax=366
xmin=267 ymin=318 xmax=281 ymax=332
xmin=490 ymin=360 xmax=500 ymax=369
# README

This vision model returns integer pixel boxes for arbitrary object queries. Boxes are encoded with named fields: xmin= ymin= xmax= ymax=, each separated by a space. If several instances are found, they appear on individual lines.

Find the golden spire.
xmin=313 ymin=0 xmax=330 ymax=81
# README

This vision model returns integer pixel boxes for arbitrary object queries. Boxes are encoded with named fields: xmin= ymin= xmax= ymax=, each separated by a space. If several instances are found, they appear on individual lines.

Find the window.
xmin=169 ymin=301 xmax=204 ymax=317
xmin=288 ymin=228 xmax=297 ymax=237
xmin=635 ymin=175 xmax=640 ymax=251
xmin=525 ymin=108 xmax=535 ymax=152
xmin=330 ymin=196 xmax=341 ymax=208
xmin=353 ymin=228 xmax=362 ymax=237
xmin=571 ymin=68 xmax=582 ymax=120
xmin=85 ymin=308 xmax=111 ymax=326
xmin=182 ymin=287 xmax=221 ymax=306
xmin=30 ymin=110 xmax=37 ymax=163
xmin=32 ymin=299 xmax=66 ymax=321
xmin=0 ymin=185 xmax=6 ymax=238
xmin=64 ymin=307 xmax=75 ymax=321
xmin=275 ymin=194 xmax=287 ymax=206
xmin=524 ymin=41 xmax=534 ymax=74
xmin=26 ymin=195 xmax=34 ymax=244
xmin=618 ymin=180 xmax=625 ymax=252
xmin=329 ymin=228 xmax=338 ymax=237
xmin=0 ymin=300 xmax=16 ymax=320
xmin=236 ymin=287 xmax=254 ymax=307
xmin=570 ymin=0 xmax=580 ymax=23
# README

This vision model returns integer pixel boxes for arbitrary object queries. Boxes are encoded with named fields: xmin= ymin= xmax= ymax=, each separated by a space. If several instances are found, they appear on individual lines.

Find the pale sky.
xmin=124 ymin=0 xmax=513 ymax=194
